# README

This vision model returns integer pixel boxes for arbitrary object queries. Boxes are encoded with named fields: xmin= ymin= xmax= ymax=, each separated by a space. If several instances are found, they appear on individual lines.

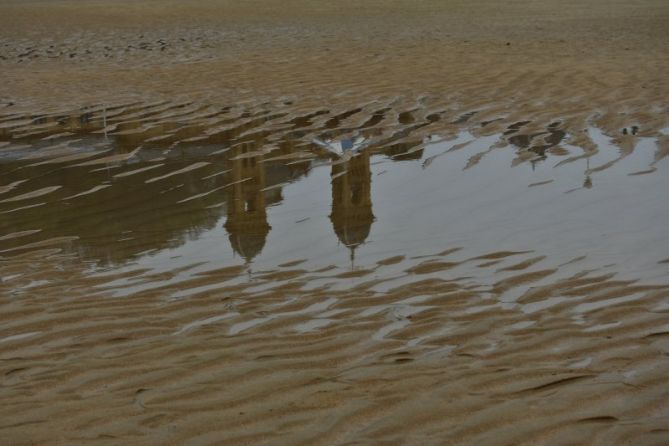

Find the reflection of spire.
xmin=584 ymin=156 xmax=592 ymax=189
xmin=224 ymin=141 xmax=271 ymax=263
xmin=330 ymin=150 xmax=374 ymax=264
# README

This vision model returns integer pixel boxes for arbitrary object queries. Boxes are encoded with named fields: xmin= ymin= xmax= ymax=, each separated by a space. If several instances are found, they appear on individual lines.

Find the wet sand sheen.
xmin=1 ymin=1 xmax=669 ymax=445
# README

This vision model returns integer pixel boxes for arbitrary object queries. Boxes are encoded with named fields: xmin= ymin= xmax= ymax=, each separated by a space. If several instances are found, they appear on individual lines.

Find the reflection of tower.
xmin=224 ymin=142 xmax=271 ymax=263
xmin=330 ymin=150 xmax=374 ymax=265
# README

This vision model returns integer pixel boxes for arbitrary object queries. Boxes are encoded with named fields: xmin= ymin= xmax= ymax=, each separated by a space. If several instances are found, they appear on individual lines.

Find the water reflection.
xmin=507 ymin=121 xmax=567 ymax=169
xmin=224 ymin=141 xmax=271 ymax=263
xmin=330 ymin=146 xmax=374 ymax=264
xmin=1 ymin=106 xmax=667 ymax=277
xmin=584 ymin=157 xmax=593 ymax=189
xmin=219 ymin=132 xmax=378 ymax=264
xmin=0 ymin=131 xmax=316 ymax=265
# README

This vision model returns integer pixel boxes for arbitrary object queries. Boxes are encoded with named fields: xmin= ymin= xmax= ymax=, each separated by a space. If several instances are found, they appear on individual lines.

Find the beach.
xmin=1 ymin=1 xmax=669 ymax=444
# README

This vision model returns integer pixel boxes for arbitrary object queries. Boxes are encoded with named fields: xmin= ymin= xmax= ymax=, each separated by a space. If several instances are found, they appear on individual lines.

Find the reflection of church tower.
xmin=330 ymin=150 xmax=374 ymax=264
xmin=224 ymin=142 xmax=271 ymax=263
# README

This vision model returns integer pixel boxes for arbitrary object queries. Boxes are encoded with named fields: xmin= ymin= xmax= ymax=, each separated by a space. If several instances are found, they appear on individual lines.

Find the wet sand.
xmin=1 ymin=1 xmax=669 ymax=445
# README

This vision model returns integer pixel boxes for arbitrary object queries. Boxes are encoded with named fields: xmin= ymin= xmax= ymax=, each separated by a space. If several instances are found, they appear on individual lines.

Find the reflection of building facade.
xmin=224 ymin=141 xmax=271 ymax=263
xmin=330 ymin=150 xmax=374 ymax=263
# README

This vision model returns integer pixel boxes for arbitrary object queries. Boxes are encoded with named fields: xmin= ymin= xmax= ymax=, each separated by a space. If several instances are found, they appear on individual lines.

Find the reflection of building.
xmin=224 ymin=141 xmax=271 ymax=263
xmin=330 ymin=150 xmax=374 ymax=264
xmin=382 ymin=140 xmax=424 ymax=161
xmin=508 ymin=124 xmax=566 ymax=170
